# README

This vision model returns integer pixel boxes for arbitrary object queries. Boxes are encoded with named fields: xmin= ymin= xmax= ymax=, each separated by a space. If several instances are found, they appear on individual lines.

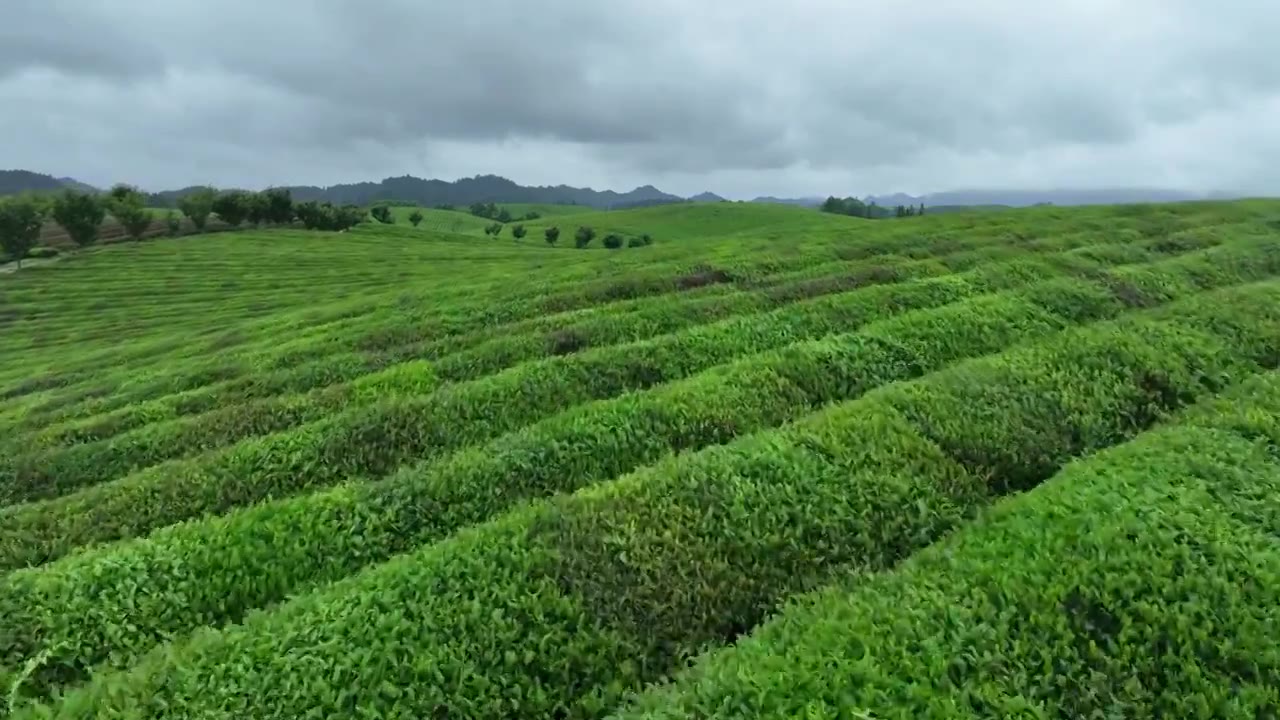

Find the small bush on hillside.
xmin=178 ymin=187 xmax=216 ymax=231
xmin=575 ymin=226 xmax=596 ymax=248
xmin=295 ymin=201 xmax=365 ymax=231
xmin=408 ymin=210 xmax=424 ymax=227
xmin=212 ymin=191 xmax=252 ymax=227
xmin=545 ymin=226 xmax=560 ymax=246
xmin=370 ymin=206 xmax=395 ymax=224
xmin=484 ymin=223 xmax=504 ymax=237
xmin=261 ymin=188 xmax=294 ymax=225
xmin=603 ymin=233 xmax=624 ymax=249
xmin=640 ymin=233 xmax=654 ymax=245
xmin=105 ymin=184 xmax=153 ymax=242
xmin=0 ymin=195 xmax=46 ymax=267
xmin=523 ymin=211 xmax=541 ymax=221
xmin=52 ymin=188 xmax=106 ymax=247
xmin=165 ymin=211 xmax=182 ymax=237
xmin=496 ymin=208 xmax=513 ymax=223
xmin=627 ymin=236 xmax=646 ymax=248
xmin=512 ymin=224 xmax=527 ymax=240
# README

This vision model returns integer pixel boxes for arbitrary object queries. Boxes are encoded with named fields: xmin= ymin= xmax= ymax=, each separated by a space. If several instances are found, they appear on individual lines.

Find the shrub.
xmin=50 ymin=189 xmax=105 ymax=247
xmin=211 ymin=190 xmax=252 ymax=227
xmin=3 ymin=247 xmax=1263 ymax=695
xmin=408 ymin=210 xmax=424 ymax=227
xmin=603 ymin=233 xmax=624 ymax=249
xmin=545 ymin=226 xmax=560 ymax=245
xmin=33 ymin=282 xmax=1278 ymax=718
xmin=613 ymin=374 xmax=1280 ymax=719
xmin=177 ymin=187 xmax=216 ymax=231
xmin=511 ymin=224 xmax=527 ymax=240
xmin=627 ymin=236 xmax=646 ymax=248
xmin=260 ymin=188 xmax=294 ymax=225
xmin=0 ymin=195 xmax=46 ymax=267
xmin=369 ymin=206 xmax=394 ymax=224
xmin=164 ymin=210 xmax=182 ymax=237
xmin=484 ymin=222 xmax=503 ymax=236
xmin=575 ymin=225 xmax=596 ymax=248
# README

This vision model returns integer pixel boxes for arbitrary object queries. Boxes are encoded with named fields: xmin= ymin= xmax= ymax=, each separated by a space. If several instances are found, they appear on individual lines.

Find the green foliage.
xmin=408 ymin=209 xmax=424 ymax=227
xmin=164 ymin=210 xmax=181 ymax=237
xmin=575 ymin=225 xmax=596 ymax=248
xmin=260 ymin=188 xmax=294 ymax=225
xmin=50 ymin=189 xmax=105 ymax=247
xmin=3 ymin=199 xmax=1280 ymax=716
xmin=483 ymin=222 xmax=503 ymax=236
xmin=7 ymin=239 xmax=1277 ymax=699
xmin=211 ymin=190 xmax=252 ymax=227
xmin=511 ymin=223 xmax=527 ymax=240
xmin=177 ymin=186 xmax=216 ymax=231
xmin=496 ymin=207 xmax=513 ymax=223
xmin=105 ymin=184 xmax=153 ymax=242
xmin=614 ymin=372 xmax=1280 ymax=719
xmin=545 ymin=226 xmax=560 ymax=245
xmin=0 ymin=195 xmax=46 ymax=268
xmin=603 ymin=233 xmax=624 ymax=249
xmin=295 ymin=201 xmax=365 ymax=231
xmin=30 ymin=280 xmax=1280 ymax=717
xmin=369 ymin=205 xmax=395 ymax=224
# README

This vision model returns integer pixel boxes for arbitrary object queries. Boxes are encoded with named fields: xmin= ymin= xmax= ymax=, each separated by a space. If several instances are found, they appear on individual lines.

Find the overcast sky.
xmin=2 ymin=0 xmax=1276 ymax=198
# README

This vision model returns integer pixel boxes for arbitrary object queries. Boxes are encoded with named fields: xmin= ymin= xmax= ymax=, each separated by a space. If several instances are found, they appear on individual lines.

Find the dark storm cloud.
xmin=1 ymin=0 xmax=1276 ymax=197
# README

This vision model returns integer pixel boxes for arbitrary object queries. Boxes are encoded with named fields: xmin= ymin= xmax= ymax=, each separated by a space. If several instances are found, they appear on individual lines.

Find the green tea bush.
xmin=2 ymin=240 xmax=1276 ymax=692
xmin=612 ymin=373 xmax=1280 ymax=719
xmin=23 ymin=280 xmax=1279 ymax=718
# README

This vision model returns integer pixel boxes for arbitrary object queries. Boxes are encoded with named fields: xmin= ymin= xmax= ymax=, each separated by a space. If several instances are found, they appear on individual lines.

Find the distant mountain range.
xmin=0 ymin=169 xmax=1258 ymax=211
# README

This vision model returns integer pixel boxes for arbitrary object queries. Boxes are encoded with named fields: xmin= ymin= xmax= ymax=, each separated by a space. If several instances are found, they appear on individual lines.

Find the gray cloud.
xmin=1 ymin=0 xmax=1276 ymax=198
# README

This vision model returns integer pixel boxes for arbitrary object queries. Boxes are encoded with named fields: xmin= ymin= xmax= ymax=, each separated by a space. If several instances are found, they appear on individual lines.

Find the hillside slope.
xmin=1 ymin=199 xmax=1278 ymax=718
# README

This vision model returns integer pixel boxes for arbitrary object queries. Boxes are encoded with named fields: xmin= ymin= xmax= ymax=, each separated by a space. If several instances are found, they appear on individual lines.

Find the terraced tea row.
xmin=0 ymin=236 xmax=1154 ymax=493
xmin=13 ymin=278 xmax=1276 ymax=717
xmin=614 ymin=371 xmax=1280 ymax=718
xmin=3 ymin=199 xmax=1278 ymax=718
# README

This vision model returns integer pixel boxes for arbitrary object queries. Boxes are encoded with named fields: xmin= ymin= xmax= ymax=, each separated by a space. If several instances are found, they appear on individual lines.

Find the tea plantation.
xmin=1 ymin=199 xmax=1278 ymax=718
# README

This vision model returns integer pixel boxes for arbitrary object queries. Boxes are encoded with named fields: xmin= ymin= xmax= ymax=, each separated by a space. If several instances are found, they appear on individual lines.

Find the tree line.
xmin=0 ymin=186 xmax=368 ymax=267
xmin=820 ymin=196 xmax=926 ymax=219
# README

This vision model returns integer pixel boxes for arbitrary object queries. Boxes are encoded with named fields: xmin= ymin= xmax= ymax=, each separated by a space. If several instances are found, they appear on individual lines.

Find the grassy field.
xmin=1 ymin=199 xmax=1278 ymax=717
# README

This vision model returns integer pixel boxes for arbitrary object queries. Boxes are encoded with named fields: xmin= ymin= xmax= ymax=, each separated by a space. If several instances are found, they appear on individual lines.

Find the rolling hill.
xmin=1 ymin=199 xmax=1279 ymax=718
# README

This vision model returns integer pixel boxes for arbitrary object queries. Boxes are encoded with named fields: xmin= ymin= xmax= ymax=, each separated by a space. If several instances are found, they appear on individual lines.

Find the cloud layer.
xmin=2 ymin=0 xmax=1276 ymax=197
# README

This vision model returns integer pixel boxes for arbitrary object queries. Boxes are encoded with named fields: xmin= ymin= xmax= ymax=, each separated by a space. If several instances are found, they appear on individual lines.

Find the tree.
xmin=245 ymin=192 xmax=270 ymax=226
xmin=523 ymin=211 xmax=541 ymax=221
xmin=296 ymin=201 xmax=366 ymax=231
xmin=627 ymin=236 xmax=646 ymax=248
xmin=574 ymin=225 xmax=595 ymax=248
xmin=212 ymin=190 xmax=252 ymax=227
xmin=106 ymin=185 xmax=154 ymax=242
xmin=51 ymin=189 xmax=106 ymax=247
xmin=0 ymin=196 xmax=46 ymax=268
xmin=919 ymin=203 xmax=926 ymax=216
xmin=545 ymin=226 xmax=560 ymax=245
xmin=511 ymin=224 xmax=527 ymax=240
xmin=261 ymin=188 xmax=295 ymax=225
xmin=178 ymin=187 xmax=216 ymax=231
xmin=603 ymin=233 xmax=624 ymax=249
xmin=484 ymin=222 xmax=503 ymax=236
xmin=165 ymin=210 xmax=182 ymax=237
xmin=408 ymin=210 xmax=424 ymax=227
xmin=370 ymin=205 xmax=395 ymax=224
xmin=496 ymin=208 xmax=513 ymax=223
xmin=640 ymin=233 xmax=654 ymax=245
